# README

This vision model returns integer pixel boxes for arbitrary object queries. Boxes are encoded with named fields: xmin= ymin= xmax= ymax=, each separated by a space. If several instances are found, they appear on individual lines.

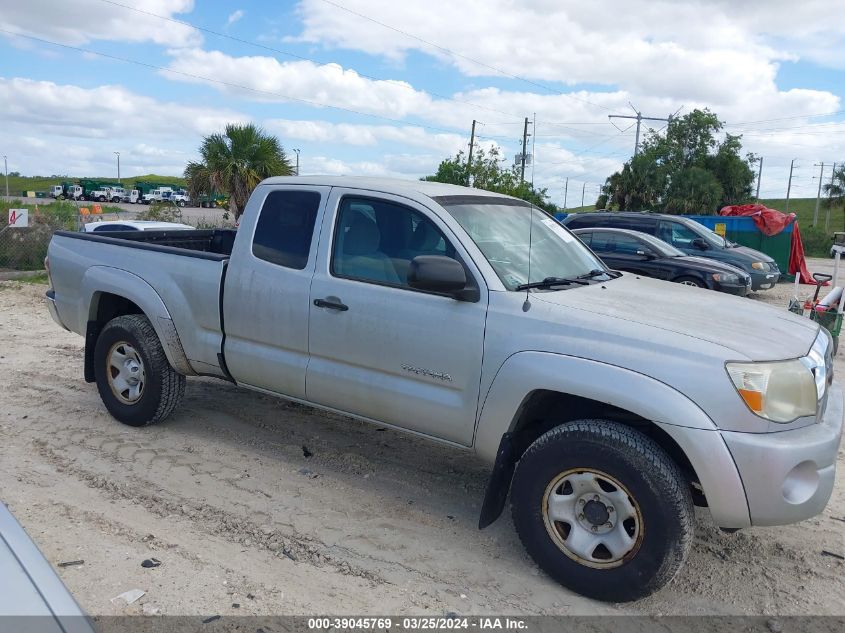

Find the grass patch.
xmin=18 ymin=272 xmax=49 ymax=284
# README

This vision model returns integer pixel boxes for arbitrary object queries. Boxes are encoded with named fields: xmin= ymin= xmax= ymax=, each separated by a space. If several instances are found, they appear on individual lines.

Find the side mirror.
xmin=408 ymin=255 xmax=477 ymax=301
xmin=636 ymin=250 xmax=656 ymax=260
xmin=692 ymin=238 xmax=709 ymax=251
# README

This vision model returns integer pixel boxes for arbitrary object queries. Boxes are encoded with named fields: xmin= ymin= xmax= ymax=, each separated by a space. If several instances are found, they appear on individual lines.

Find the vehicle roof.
xmin=85 ymin=220 xmax=195 ymax=230
xmin=258 ymin=176 xmax=513 ymax=201
xmin=567 ymin=210 xmax=695 ymax=220
xmin=572 ymin=227 xmax=650 ymax=235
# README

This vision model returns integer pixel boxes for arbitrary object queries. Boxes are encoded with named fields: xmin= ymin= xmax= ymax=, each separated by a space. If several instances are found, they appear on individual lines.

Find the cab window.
xmin=252 ymin=190 xmax=322 ymax=269
xmin=331 ymin=197 xmax=456 ymax=288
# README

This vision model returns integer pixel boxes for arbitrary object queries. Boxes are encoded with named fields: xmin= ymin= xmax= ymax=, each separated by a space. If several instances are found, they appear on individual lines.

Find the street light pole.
xmin=114 ymin=152 xmax=121 ymax=183
xmin=3 ymin=155 xmax=8 ymax=198
xmin=293 ymin=149 xmax=300 ymax=176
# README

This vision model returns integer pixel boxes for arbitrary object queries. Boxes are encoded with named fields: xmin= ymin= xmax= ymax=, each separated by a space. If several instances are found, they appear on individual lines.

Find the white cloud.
xmin=0 ymin=77 xmax=248 ymax=176
xmin=226 ymin=9 xmax=244 ymax=26
xmin=0 ymin=0 xmax=200 ymax=47
xmin=292 ymin=0 xmax=845 ymax=90
xmin=263 ymin=119 xmax=466 ymax=154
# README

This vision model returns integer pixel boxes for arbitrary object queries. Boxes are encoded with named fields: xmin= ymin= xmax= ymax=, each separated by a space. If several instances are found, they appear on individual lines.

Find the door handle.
xmin=313 ymin=298 xmax=349 ymax=311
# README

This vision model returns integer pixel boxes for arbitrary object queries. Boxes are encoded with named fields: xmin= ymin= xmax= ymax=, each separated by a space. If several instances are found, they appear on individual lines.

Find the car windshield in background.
xmin=436 ymin=195 xmax=609 ymax=290
xmin=634 ymin=232 xmax=686 ymax=257
xmin=684 ymin=219 xmax=729 ymax=248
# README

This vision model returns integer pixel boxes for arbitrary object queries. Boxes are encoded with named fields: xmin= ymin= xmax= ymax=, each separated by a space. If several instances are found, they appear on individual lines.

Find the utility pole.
xmin=814 ymin=162 xmax=825 ymax=226
xmin=3 ymin=155 xmax=7 ymax=198
xmin=581 ymin=182 xmax=586 ymax=209
xmin=563 ymin=178 xmax=569 ymax=210
xmin=827 ymin=163 xmax=837 ymax=230
xmin=520 ymin=117 xmax=529 ymax=183
xmin=530 ymin=113 xmax=536 ymax=187
xmin=293 ymin=149 xmax=300 ymax=176
xmin=466 ymin=120 xmax=476 ymax=186
xmin=786 ymin=159 xmax=796 ymax=213
xmin=114 ymin=151 xmax=121 ymax=183
xmin=608 ymin=104 xmax=672 ymax=156
xmin=755 ymin=156 xmax=763 ymax=202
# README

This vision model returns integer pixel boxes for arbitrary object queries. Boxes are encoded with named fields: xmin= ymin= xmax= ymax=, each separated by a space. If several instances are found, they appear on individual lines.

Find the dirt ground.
xmin=1 ymin=268 xmax=844 ymax=617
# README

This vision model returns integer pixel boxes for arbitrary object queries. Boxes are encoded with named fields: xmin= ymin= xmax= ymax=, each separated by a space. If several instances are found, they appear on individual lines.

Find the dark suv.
xmin=562 ymin=211 xmax=781 ymax=291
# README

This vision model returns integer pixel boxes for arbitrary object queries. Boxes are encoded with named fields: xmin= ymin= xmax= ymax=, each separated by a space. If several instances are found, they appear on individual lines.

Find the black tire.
xmin=98 ymin=196 xmax=106 ymax=202
xmin=94 ymin=314 xmax=186 ymax=427
xmin=511 ymin=420 xmax=693 ymax=602
xmin=674 ymin=276 xmax=706 ymax=288
xmin=178 ymin=200 xmax=186 ymax=207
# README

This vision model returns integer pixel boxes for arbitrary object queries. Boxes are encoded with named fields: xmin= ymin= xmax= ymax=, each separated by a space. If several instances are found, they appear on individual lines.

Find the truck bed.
xmin=53 ymin=228 xmax=237 ymax=259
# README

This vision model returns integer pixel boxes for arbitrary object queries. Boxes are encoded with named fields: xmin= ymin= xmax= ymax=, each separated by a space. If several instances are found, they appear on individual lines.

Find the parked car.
xmin=0 ymin=502 xmax=95 ymax=631
xmin=45 ymin=177 xmax=842 ymax=602
xmin=562 ymin=211 xmax=781 ymax=291
xmin=572 ymin=227 xmax=752 ymax=295
xmin=83 ymin=220 xmax=195 ymax=233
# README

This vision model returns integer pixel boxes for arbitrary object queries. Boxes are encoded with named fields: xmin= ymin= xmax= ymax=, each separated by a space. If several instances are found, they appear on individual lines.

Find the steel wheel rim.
xmin=542 ymin=468 xmax=644 ymax=569
xmin=107 ymin=341 xmax=146 ymax=405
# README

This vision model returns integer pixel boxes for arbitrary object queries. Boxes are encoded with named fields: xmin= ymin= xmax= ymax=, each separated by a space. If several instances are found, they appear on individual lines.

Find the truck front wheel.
xmin=94 ymin=315 xmax=186 ymax=427
xmin=511 ymin=420 xmax=693 ymax=602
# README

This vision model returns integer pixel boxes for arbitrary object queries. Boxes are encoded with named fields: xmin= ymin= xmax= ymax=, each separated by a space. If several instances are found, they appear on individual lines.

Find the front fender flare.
xmin=474 ymin=351 xmax=750 ymax=529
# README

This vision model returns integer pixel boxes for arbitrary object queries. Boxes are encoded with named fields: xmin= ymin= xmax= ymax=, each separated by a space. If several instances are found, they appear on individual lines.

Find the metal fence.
xmin=0 ymin=209 xmax=81 ymax=271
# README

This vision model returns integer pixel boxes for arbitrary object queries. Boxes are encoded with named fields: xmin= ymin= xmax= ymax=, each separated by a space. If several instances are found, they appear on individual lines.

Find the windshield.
xmin=682 ymin=219 xmax=729 ymax=248
xmin=436 ymin=196 xmax=609 ymax=290
xmin=636 ymin=232 xmax=686 ymax=257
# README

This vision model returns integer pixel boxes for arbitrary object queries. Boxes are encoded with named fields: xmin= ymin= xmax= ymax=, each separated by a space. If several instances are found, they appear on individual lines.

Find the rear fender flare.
xmin=80 ymin=266 xmax=195 ymax=377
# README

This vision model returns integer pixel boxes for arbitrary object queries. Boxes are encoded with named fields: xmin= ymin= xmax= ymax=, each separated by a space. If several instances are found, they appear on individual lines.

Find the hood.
xmin=724 ymin=244 xmax=774 ymax=263
xmin=671 ymin=255 xmax=749 ymax=276
xmin=534 ymin=274 xmax=818 ymax=360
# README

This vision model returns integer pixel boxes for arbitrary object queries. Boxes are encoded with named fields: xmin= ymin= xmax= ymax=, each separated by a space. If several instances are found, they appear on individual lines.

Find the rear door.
xmin=222 ymin=185 xmax=330 ymax=399
xmin=306 ymin=189 xmax=488 ymax=445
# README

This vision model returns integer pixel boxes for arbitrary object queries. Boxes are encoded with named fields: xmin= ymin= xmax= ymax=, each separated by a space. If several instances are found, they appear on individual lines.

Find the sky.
xmin=1 ymin=0 xmax=845 ymax=207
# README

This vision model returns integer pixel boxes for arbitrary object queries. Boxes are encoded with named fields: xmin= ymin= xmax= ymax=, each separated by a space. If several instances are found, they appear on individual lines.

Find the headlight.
xmin=712 ymin=272 xmax=739 ymax=283
xmin=726 ymin=359 xmax=817 ymax=422
xmin=751 ymin=262 xmax=770 ymax=271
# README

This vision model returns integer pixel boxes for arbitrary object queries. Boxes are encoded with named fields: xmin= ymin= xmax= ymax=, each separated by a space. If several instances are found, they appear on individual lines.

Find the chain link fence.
xmin=0 ymin=202 xmax=82 ymax=271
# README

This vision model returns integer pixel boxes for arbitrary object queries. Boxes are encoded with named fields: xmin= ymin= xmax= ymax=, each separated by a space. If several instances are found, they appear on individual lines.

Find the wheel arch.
xmin=475 ymin=351 xmax=749 ymax=529
xmin=81 ymin=267 xmax=195 ymax=381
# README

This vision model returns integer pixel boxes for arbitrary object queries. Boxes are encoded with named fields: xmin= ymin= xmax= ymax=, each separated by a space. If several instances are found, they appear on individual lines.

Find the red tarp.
xmin=719 ymin=203 xmax=822 ymax=285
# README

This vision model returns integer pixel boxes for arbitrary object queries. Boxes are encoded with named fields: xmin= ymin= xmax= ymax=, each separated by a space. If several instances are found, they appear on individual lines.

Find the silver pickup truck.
xmin=45 ymin=177 xmax=843 ymax=602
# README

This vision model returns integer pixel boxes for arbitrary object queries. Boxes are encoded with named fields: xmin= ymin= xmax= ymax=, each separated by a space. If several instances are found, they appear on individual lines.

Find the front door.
xmin=306 ymin=190 xmax=488 ymax=445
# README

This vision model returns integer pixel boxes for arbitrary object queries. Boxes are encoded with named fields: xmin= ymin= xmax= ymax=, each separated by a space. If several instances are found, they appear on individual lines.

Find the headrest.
xmin=343 ymin=213 xmax=381 ymax=256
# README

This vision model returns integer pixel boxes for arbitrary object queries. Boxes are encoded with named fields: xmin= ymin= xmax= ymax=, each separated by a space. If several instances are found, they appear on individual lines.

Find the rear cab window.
xmin=252 ymin=190 xmax=322 ymax=269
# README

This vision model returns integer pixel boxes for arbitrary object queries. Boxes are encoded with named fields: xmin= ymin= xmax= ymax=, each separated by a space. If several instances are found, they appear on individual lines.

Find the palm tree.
xmin=185 ymin=123 xmax=293 ymax=220
xmin=823 ymin=164 xmax=845 ymax=231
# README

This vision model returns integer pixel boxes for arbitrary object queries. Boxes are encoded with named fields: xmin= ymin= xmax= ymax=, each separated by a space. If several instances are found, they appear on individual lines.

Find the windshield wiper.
xmin=577 ymin=268 xmax=620 ymax=280
xmin=516 ymin=276 xmax=590 ymax=291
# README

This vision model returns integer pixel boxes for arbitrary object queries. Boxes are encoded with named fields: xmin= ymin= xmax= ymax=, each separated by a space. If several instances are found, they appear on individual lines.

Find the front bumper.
xmin=749 ymin=269 xmax=781 ymax=291
xmin=722 ymin=382 xmax=844 ymax=526
xmin=45 ymin=290 xmax=69 ymax=331
xmin=714 ymin=280 xmax=750 ymax=297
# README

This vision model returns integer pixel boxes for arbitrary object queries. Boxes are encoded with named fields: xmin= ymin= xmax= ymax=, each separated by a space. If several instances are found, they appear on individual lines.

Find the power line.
xmin=0 ymin=28 xmax=471 ymax=136
xmin=315 ymin=0 xmax=623 ymax=115
xmin=724 ymin=110 xmax=845 ymax=127
xmin=97 ymin=0 xmax=528 ymax=123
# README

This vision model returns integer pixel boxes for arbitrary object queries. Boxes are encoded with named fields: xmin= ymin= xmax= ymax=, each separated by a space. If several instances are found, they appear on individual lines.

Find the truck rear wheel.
xmin=511 ymin=420 xmax=693 ymax=602
xmin=94 ymin=315 xmax=186 ymax=427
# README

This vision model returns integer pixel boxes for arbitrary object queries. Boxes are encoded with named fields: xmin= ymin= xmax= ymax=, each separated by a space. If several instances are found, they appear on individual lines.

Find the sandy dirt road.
xmin=1 ymin=278 xmax=844 ymax=617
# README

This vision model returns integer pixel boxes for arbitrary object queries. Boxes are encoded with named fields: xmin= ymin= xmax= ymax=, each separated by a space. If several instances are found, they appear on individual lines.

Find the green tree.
xmin=423 ymin=146 xmax=557 ymax=212
xmin=601 ymin=109 xmax=755 ymax=214
xmin=185 ymin=123 xmax=293 ymax=220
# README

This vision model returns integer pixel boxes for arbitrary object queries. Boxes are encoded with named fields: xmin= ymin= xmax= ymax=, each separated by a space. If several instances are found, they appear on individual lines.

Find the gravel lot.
xmin=1 ymin=265 xmax=844 ymax=616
